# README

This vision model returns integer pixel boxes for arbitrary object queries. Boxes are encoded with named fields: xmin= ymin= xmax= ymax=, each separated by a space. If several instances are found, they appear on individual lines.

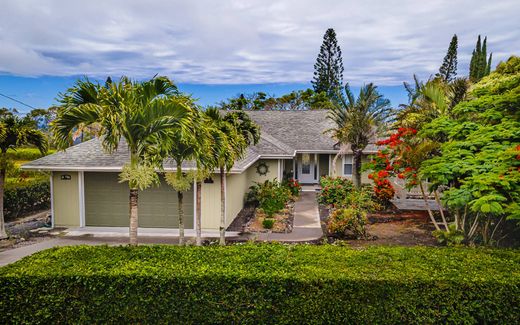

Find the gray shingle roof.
xmin=22 ymin=110 xmax=381 ymax=172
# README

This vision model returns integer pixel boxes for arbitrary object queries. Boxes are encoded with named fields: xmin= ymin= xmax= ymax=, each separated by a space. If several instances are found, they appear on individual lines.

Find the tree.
xmin=327 ymin=83 xmax=392 ymax=188
xmin=469 ymin=35 xmax=492 ymax=82
xmin=205 ymin=109 xmax=260 ymax=245
xmin=312 ymin=28 xmax=344 ymax=98
xmin=164 ymin=105 xmax=213 ymax=246
xmin=53 ymin=76 xmax=190 ymax=245
xmin=0 ymin=111 xmax=47 ymax=239
xmin=436 ymin=34 xmax=458 ymax=82
xmin=420 ymin=56 xmax=520 ymax=245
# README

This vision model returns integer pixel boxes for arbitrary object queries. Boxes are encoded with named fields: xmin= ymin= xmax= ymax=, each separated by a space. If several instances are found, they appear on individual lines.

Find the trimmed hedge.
xmin=0 ymin=245 xmax=519 ymax=323
xmin=4 ymin=179 xmax=50 ymax=220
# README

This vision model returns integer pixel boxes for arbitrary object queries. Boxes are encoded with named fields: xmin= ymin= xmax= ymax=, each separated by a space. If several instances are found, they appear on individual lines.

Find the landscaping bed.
xmin=0 ymin=244 xmax=518 ymax=323
xmin=245 ymin=200 xmax=295 ymax=233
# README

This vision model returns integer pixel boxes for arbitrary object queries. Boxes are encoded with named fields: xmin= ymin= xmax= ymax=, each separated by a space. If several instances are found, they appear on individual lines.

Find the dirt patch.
xmin=319 ymin=205 xmax=437 ymax=247
xmin=227 ymin=203 xmax=256 ymax=232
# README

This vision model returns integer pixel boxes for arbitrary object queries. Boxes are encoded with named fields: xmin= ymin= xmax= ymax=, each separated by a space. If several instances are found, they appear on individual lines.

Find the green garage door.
xmin=84 ymin=172 xmax=194 ymax=228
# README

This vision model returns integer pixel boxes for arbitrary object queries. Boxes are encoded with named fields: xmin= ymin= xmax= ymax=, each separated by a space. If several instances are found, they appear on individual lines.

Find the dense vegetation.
xmin=0 ymin=244 xmax=518 ymax=323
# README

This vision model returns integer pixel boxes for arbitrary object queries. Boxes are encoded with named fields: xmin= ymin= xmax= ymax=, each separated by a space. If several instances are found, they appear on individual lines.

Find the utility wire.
xmin=0 ymin=92 xmax=37 ymax=109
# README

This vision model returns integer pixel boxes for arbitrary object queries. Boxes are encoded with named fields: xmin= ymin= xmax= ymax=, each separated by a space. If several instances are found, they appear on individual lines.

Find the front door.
xmin=298 ymin=153 xmax=316 ymax=184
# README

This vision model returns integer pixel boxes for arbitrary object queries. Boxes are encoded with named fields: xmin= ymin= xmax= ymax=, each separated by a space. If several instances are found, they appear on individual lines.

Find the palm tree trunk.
xmin=219 ymin=166 xmax=226 ymax=246
xmin=0 ymin=166 xmax=7 ymax=239
xmin=331 ymin=153 xmax=340 ymax=176
xmin=196 ymin=181 xmax=202 ymax=246
xmin=177 ymin=191 xmax=184 ymax=245
xmin=352 ymin=150 xmax=362 ymax=189
xmin=129 ymin=189 xmax=138 ymax=245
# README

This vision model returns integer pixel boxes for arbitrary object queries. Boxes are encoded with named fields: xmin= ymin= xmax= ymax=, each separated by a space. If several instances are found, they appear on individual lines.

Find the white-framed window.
xmin=342 ymin=155 xmax=353 ymax=176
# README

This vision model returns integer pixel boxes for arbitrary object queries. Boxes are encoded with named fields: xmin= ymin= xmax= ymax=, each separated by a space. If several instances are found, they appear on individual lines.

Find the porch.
xmin=282 ymin=153 xmax=337 ymax=184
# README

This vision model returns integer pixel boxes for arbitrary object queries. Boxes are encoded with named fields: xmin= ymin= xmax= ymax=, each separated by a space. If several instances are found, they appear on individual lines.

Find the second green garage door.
xmin=84 ymin=172 xmax=194 ymax=228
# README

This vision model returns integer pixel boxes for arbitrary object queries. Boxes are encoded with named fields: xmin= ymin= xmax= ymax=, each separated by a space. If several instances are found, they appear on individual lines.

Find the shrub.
xmin=282 ymin=178 xmax=301 ymax=197
xmin=433 ymin=225 xmax=465 ymax=246
xmin=4 ymin=179 xmax=50 ymax=221
xmin=0 ymin=245 xmax=518 ymax=324
xmin=327 ymin=208 xmax=368 ymax=239
xmin=318 ymin=176 xmax=354 ymax=206
xmin=262 ymin=218 xmax=275 ymax=229
xmin=246 ymin=179 xmax=291 ymax=217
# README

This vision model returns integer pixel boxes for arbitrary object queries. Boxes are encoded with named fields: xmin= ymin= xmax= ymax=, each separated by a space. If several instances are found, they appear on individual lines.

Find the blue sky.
xmin=0 ymin=0 xmax=518 ymax=113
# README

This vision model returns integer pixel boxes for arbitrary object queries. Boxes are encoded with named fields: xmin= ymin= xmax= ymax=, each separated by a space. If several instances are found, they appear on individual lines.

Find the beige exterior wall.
xmin=200 ymin=159 xmax=280 ymax=230
xmin=332 ymin=154 xmax=371 ymax=184
xmin=52 ymin=171 xmax=80 ymax=227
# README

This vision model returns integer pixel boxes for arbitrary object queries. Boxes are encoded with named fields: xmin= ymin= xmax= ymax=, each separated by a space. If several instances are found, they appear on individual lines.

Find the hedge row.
xmin=0 ymin=245 xmax=518 ymax=323
xmin=4 ymin=179 xmax=50 ymax=220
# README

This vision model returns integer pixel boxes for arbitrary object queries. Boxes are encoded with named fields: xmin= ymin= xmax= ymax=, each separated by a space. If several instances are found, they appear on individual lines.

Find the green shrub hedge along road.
xmin=0 ymin=245 xmax=518 ymax=323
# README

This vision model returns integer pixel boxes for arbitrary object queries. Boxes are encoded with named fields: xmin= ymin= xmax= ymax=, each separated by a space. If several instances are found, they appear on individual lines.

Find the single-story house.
xmin=22 ymin=110 xmax=379 ymax=231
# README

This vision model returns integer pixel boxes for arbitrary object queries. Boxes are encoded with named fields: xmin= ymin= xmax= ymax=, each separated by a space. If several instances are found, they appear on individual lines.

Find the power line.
xmin=0 ymin=92 xmax=37 ymax=110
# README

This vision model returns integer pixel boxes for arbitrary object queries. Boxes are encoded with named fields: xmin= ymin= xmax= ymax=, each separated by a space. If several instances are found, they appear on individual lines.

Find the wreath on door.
xmin=256 ymin=162 xmax=269 ymax=176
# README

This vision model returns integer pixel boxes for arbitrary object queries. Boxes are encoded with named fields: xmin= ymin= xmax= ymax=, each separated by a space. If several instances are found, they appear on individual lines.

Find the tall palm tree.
xmin=0 ymin=111 xmax=48 ymax=239
xmin=328 ymin=83 xmax=392 ymax=189
xmin=53 ymin=76 xmax=190 ymax=245
xmin=164 ymin=105 xmax=213 ymax=246
xmin=205 ymin=109 xmax=260 ymax=245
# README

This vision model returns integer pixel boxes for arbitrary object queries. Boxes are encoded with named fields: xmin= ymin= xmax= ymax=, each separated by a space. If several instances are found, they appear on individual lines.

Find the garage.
xmin=84 ymin=172 xmax=194 ymax=228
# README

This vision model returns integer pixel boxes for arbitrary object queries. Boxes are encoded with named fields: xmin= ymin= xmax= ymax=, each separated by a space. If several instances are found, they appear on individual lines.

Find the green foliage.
xmin=436 ymin=34 xmax=458 ymax=82
xmin=281 ymin=178 xmax=301 ymax=197
xmin=213 ymin=88 xmax=334 ymax=110
xmin=4 ymin=147 xmax=54 ymax=162
xmin=433 ymin=225 xmax=465 ymax=246
xmin=312 ymin=28 xmax=344 ymax=97
xmin=3 ymin=179 xmax=50 ymax=221
xmin=262 ymin=218 xmax=275 ymax=229
xmin=1 ymin=245 xmax=518 ymax=324
xmin=318 ymin=176 xmax=354 ymax=206
xmin=119 ymin=163 xmax=160 ymax=190
xmin=421 ymin=56 xmax=520 ymax=221
xmin=246 ymin=179 xmax=291 ymax=217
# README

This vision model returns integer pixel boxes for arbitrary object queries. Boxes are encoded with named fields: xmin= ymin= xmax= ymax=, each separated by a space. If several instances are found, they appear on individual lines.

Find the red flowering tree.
xmin=365 ymin=128 xmax=420 ymax=204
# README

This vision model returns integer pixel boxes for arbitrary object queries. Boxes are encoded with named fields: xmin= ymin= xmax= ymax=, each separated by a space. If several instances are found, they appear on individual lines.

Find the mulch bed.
xmin=245 ymin=201 xmax=295 ymax=233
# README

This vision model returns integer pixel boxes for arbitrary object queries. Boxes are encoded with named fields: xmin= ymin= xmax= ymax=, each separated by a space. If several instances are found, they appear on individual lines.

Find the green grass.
xmin=1 ymin=244 xmax=519 ymax=323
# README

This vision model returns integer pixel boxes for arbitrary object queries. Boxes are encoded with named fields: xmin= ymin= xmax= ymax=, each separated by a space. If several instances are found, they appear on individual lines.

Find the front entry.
xmin=297 ymin=153 xmax=317 ymax=184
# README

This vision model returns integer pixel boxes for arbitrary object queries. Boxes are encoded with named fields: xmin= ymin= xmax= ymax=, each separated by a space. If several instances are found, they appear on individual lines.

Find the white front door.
xmin=298 ymin=153 xmax=316 ymax=184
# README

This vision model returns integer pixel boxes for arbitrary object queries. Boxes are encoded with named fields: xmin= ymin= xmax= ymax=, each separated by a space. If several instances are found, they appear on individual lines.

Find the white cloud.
xmin=0 ymin=0 xmax=518 ymax=85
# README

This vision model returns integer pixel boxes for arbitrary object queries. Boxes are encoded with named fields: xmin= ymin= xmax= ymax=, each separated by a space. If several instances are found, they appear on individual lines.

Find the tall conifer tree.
xmin=436 ymin=34 xmax=458 ymax=82
xmin=312 ymin=28 xmax=344 ymax=98
xmin=469 ymin=35 xmax=492 ymax=82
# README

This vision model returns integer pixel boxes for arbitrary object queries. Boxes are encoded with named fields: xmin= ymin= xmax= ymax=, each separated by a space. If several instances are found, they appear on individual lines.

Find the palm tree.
xmin=53 ymin=76 xmax=190 ymax=245
xmin=205 ymin=109 xmax=260 ymax=245
xmin=328 ymin=83 xmax=392 ymax=189
xmin=164 ymin=105 xmax=213 ymax=246
xmin=0 ymin=111 xmax=48 ymax=239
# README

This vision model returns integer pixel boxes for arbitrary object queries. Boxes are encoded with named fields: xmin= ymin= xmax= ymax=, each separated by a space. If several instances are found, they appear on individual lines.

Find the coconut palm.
xmin=328 ymin=83 xmax=392 ymax=189
xmin=205 ymin=109 xmax=260 ymax=245
xmin=0 ymin=111 xmax=48 ymax=239
xmin=53 ymin=76 xmax=190 ymax=245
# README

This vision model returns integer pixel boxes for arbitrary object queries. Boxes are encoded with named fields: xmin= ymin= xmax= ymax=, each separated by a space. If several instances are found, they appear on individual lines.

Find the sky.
xmin=0 ymin=0 xmax=518 ymax=113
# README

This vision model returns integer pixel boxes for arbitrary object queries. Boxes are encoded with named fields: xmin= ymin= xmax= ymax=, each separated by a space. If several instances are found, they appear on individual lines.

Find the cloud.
xmin=0 ymin=0 xmax=518 ymax=85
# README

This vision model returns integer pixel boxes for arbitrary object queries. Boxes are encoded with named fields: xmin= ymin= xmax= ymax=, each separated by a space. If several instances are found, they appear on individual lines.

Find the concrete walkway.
xmin=257 ymin=191 xmax=323 ymax=242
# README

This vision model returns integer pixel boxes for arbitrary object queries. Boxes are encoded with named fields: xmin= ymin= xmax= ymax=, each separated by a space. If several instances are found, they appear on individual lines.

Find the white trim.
xmin=328 ymin=154 xmax=333 ymax=176
xmin=315 ymin=153 xmax=319 ymax=181
xmin=78 ymin=171 xmax=85 ymax=227
xmin=192 ymin=179 xmax=197 ymax=231
xmin=342 ymin=155 xmax=353 ymax=176
xmin=50 ymin=172 xmax=55 ymax=228
xmin=292 ymin=158 xmax=296 ymax=179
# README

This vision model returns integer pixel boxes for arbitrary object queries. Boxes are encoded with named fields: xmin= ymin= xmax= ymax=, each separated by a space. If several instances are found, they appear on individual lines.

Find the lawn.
xmin=1 ymin=244 xmax=518 ymax=323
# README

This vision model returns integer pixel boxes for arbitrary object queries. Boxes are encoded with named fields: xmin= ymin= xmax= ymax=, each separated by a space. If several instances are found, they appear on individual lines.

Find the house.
xmin=22 ymin=110 xmax=379 ymax=231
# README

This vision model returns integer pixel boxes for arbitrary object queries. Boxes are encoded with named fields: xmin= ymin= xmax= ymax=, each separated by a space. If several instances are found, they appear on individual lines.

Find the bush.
xmin=282 ymin=178 xmax=301 ymax=197
xmin=318 ymin=176 xmax=354 ymax=206
xmin=0 ymin=245 xmax=518 ymax=323
xmin=262 ymin=218 xmax=275 ymax=229
xmin=246 ymin=180 xmax=291 ymax=217
xmin=327 ymin=208 xmax=368 ymax=239
xmin=4 ymin=179 xmax=50 ymax=221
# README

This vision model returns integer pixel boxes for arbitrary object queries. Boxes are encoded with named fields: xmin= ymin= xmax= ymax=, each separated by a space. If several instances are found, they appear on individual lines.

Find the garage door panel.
xmin=85 ymin=172 xmax=194 ymax=228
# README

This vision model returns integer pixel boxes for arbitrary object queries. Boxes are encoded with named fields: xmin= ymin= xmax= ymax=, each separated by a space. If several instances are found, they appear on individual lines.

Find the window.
xmin=343 ymin=155 xmax=353 ymax=175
